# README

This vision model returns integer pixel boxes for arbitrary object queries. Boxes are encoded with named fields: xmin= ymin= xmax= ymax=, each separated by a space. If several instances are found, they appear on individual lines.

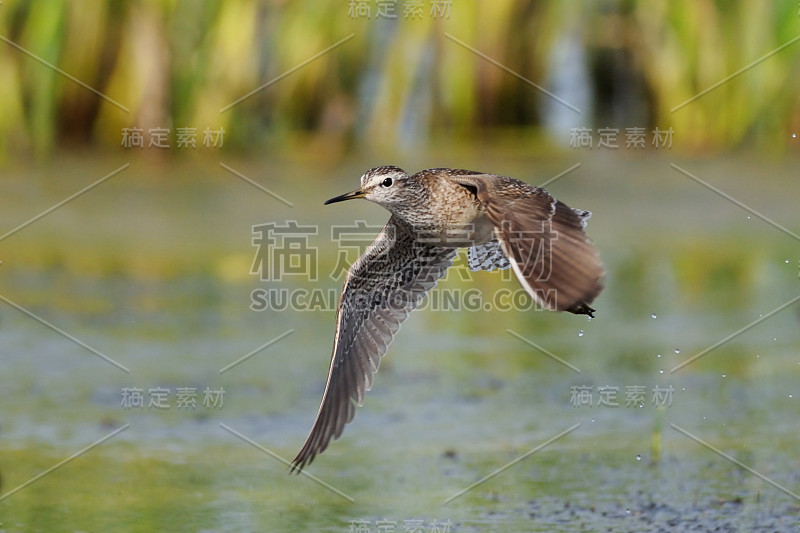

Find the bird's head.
xmin=325 ymin=166 xmax=412 ymax=208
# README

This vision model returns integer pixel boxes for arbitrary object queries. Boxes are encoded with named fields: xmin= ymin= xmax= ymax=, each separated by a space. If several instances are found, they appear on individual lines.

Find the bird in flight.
xmin=291 ymin=166 xmax=604 ymax=472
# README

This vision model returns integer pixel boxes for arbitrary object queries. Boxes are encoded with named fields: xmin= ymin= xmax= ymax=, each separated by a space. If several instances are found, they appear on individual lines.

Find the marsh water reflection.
xmin=1 ymin=151 xmax=798 ymax=531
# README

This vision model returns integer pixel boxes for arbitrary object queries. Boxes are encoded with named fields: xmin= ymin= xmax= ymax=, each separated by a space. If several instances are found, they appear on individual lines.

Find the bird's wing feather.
xmin=467 ymin=239 xmax=511 ymax=271
xmin=291 ymin=217 xmax=456 ymax=472
xmin=451 ymin=173 xmax=604 ymax=314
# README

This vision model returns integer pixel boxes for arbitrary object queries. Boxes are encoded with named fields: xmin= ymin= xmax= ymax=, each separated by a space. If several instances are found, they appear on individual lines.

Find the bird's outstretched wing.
xmin=291 ymin=217 xmax=456 ymax=472
xmin=467 ymin=239 xmax=511 ymax=271
xmin=451 ymin=173 xmax=604 ymax=315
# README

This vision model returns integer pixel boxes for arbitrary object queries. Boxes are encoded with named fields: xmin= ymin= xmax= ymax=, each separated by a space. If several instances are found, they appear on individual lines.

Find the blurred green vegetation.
xmin=1 ymin=4 xmax=799 ymax=530
xmin=0 ymin=0 xmax=799 ymax=160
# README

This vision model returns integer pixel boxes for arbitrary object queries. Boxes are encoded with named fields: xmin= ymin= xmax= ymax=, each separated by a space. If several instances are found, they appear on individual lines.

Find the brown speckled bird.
xmin=291 ymin=166 xmax=604 ymax=472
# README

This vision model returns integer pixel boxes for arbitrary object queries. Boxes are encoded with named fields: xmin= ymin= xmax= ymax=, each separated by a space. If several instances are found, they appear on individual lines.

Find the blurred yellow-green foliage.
xmin=0 ymin=0 xmax=799 ymax=160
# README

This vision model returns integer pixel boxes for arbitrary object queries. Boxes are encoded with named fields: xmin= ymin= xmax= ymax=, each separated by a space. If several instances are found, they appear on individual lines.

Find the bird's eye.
xmin=381 ymin=177 xmax=393 ymax=187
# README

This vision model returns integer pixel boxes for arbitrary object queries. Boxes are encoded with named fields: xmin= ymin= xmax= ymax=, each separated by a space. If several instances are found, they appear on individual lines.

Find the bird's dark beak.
xmin=324 ymin=188 xmax=366 ymax=205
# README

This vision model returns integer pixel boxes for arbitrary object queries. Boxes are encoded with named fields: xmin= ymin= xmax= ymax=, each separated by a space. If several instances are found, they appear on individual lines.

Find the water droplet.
xmin=651 ymin=313 xmax=657 ymax=319
xmin=578 ymin=330 xmax=584 ymax=337
xmin=636 ymin=454 xmax=642 ymax=461
xmin=674 ymin=348 xmax=680 ymax=354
